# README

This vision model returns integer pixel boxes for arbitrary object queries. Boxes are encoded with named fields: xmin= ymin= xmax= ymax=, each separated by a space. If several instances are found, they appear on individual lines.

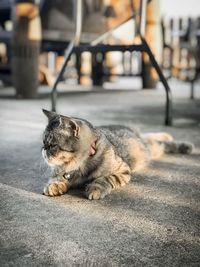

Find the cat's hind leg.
xmin=162 ymin=140 xmax=194 ymax=155
xmin=142 ymin=133 xmax=194 ymax=159
xmin=141 ymin=132 xmax=173 ymax=142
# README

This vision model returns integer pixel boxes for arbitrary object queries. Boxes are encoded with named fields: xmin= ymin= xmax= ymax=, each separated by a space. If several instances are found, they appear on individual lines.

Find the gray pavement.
xmin=0 ymin=79 xmax=200 ymax=266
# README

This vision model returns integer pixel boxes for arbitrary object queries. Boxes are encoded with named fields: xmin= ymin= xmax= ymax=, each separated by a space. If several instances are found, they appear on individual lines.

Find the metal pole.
xmin=139 ymin=0 xmax=148 ymax=36
xmin=190 ymin=81 xmax=194 ymax=99
xmin=74 ymin=0 xmax=82 ymax=46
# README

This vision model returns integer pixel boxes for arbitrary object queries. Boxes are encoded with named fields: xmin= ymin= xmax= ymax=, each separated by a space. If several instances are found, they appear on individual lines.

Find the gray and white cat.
xmin=42 ymin=109 xmax=193 ymax=200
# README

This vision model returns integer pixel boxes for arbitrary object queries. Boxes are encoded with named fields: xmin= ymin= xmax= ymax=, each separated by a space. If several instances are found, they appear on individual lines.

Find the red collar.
xmin=89 ymin=140 xmax=97 ymax=156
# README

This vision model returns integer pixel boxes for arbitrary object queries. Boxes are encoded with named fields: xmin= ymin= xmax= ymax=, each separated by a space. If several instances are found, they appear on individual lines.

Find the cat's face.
xmin=42 ymin=110 xmax=80 ymax=167
xmin=42 ymin=110 xmax=94 ymax=168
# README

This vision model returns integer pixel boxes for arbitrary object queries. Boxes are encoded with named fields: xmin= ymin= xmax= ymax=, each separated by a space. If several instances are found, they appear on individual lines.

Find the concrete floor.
xmin=0 ymin=79 xmax=200 ymax=266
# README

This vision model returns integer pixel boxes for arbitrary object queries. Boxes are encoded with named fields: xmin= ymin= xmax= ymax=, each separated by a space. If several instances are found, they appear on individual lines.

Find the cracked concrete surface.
xmin=0 ymin=80 xmax=200 ymax=266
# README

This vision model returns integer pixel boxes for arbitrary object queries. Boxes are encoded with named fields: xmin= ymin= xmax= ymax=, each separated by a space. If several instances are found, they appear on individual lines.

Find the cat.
xmin=42 ymin=109 xmax=194 ymax=200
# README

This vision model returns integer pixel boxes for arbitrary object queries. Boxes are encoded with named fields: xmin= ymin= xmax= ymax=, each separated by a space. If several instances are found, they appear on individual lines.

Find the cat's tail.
xmin=142 ymin=132 xmax=194 ymax=160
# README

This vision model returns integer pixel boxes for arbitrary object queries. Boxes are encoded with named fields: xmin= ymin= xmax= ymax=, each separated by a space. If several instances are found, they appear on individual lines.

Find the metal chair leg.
xmin=141 ymin=37 xmax=173 ymax=126
xmin=190 ymin=80 xmax=195 ymax=100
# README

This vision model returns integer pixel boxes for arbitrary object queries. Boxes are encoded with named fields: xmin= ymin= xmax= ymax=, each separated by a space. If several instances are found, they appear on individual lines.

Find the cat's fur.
xmin=42 ymin=109 xmax=194 ymax=200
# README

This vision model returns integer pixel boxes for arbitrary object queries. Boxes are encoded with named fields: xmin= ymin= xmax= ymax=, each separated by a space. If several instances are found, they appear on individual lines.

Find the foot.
xmin=178 ymin=142 xmax=194 ymax=154
xmin=86 ymin=185 xmax=108 ymax=200
xmin=43 ymin=178 xmax=68 ymax=196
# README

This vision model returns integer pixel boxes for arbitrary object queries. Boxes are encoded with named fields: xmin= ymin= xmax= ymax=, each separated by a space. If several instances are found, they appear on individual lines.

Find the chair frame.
xmin=50 ymin=0 xmax=173 ymax=126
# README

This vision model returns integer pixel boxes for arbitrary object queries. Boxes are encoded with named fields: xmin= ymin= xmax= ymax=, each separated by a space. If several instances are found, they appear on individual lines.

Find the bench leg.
xmin=190 ymin=80 xmax=195 ymax=100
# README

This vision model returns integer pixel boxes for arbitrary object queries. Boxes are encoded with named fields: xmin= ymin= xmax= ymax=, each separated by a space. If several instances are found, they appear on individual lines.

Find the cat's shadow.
xmin=67 ymin=187 xmax=86 ymax=199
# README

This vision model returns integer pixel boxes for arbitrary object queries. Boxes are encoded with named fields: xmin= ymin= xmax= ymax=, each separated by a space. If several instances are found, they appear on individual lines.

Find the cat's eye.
xmin=50 ymin=120 xmax=60 ymax=128
xmin=66 ymin=149 xmax=75 ymax=153
xmin=60 ymin=147 xmax=74 ymax=153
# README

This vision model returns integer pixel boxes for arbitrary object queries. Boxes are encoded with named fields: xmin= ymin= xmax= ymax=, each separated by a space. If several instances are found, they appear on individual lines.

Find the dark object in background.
xmin=12 ymin=0 xmax=41 ymax=98
xmin=92 ymin=52 xmax=104 ymax=86
xmin=0 ymin=0 xmax=13 ymax=85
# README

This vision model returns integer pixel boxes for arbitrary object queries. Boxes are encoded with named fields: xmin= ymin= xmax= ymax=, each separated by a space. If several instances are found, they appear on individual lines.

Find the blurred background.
xmin=1 ymin=3 xmax=200 ymax=265
xmin=0 ymin=0 xmax=199 ymax=99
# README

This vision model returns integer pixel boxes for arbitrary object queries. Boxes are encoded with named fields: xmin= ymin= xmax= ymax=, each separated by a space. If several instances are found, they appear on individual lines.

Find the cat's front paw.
xmin=86 ymin=185 xmax=106 ymax=200
xmin=43 ymin=179 xmax=68 ymax=197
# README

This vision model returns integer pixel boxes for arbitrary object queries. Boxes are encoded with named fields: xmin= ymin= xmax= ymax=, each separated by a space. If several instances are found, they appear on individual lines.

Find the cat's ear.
xmin=69 ymin=119 xmax=80 ymax=138
xmin=42 ymin=109 xmax=57 ymax=120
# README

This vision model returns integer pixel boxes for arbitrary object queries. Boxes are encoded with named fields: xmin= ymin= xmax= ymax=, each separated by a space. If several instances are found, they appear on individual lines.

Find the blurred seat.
xmin=162 ymin=16 xmax=200 ymax=98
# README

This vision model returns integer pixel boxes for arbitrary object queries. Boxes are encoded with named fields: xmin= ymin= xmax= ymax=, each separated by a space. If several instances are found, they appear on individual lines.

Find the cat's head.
xmin=42 ymin=109 xmax=96 ymax=169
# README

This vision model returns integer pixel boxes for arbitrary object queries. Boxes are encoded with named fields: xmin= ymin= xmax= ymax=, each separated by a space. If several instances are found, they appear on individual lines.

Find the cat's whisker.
xmin=32 ymin=154 xmax=50 ymax=177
